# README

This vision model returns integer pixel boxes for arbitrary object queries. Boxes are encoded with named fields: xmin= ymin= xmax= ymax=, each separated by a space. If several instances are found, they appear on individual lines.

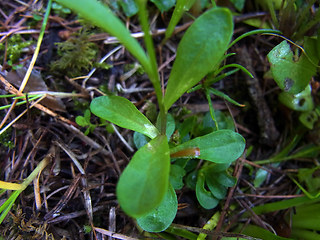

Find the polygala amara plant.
xmin=55 ymin=0 xmax=251 ymax=232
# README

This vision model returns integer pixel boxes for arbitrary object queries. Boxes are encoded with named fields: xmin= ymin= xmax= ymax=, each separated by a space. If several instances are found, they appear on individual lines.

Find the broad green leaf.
xmin=267 ymin=40 xmax=317 ymax=94
xmin=169 ymin=164 xmax=186 ymax=190
xmin=55 ymin=0 xmax=152 ymax=77
xmin=90 ymin=95 xmax=159 ymax=139
xmin=164 ymin=7 xmax=233 ymax=111
xmin=196 ymin=172 xmax=219 ymax=209
xmin=170 ymin=130 xmax=245 ymax=163
xmin=137 ymin=184 xmax=177 ymax=232
xmin=150 ymin=0 xmax=175 ymax=12
xmin=116 ymin=135 xmax=170 ymax=218
xmin=278 ymin=85 xmax=314 ymax=111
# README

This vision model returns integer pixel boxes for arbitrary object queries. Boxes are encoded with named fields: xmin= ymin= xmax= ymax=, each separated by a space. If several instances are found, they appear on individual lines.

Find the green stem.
xmin=205 ymin=89 xmax=218 ymax=130
xmin=136 ymin=0 xmax=166 ymax=134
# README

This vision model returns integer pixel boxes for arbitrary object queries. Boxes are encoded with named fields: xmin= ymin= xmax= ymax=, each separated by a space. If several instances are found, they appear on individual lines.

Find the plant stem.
xmin=136 ymin=0 xmax=166 ymax=134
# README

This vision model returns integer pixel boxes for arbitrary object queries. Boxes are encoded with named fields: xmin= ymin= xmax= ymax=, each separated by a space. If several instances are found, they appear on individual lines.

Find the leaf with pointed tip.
xmin=164 ymin=7 xmax=233 ymax=111
xmin=90 ymin=95 xmax=159 ymax=139
xmin=116 ymin=135 xmax=170 ymax=218
xmin=170 ymin=130 xmax=245 ymax=163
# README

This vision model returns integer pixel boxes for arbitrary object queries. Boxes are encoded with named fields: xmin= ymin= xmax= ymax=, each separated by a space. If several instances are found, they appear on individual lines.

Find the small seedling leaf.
xmin=116 ymin=135 xmax=170 ymax=218
xmin=164 ymin=7 xmax=233 ymax=111
xmin=75 ymin=116 xmax=88 ymax=127
xmin=90 ymin=95 xmax=159 ymax=139
xmin=267 ymin=40 xmax=317 ymax=94
xmin=205 ymin=171 xmax=227 ymax=199
xmin=137 ymin=184 xmax=177 ymax=232
xmin=196 ymin=173 xmax=219 ymax=209
xmin=170 ymin=130 xmax=245 ymax=164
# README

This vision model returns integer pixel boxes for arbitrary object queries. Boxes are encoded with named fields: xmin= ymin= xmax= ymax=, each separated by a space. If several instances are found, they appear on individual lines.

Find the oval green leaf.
xmin=90 ymin=95 xmax=159 ymax=139
xmin=164 ymin=7 xmax=234 ymax=111
xmin=267 ymin=40 xmax=317 ymax=94
xmin=116 ymin=135 xmax=170 ymax=218
xmin=137 ymin=184 xmax=177 ymax=232
xmin=170 ymin=130 xmax=245 ymax=164
xmin=196 ymin=172 xmax=219 ymax=209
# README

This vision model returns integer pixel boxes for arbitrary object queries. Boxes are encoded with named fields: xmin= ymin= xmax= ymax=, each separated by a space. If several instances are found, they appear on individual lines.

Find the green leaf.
xmin=133 ymin=132 xmax=149 ymax=149
xmin=267 ymin=40 xmax=317 ymax=94
xmin=185 ymin=170 xmax=197 ymax=190
xmin=55 ymin=0 xmax=152 ymax=78
xmin=164 ymin=7 xmax=233 ymax=111
xmin=202 ymin=111 xmax=235 ymax=133
xmin=75 ymin=116 xmax=88 ymax=127
xmin=205 ymin=172 xmax=227 ymax=199
xmin=240 ymin=224 xmax=294 ymax=240
xmin=137 ymin=184 xmax=177 ymax=232
xmin=169 ymin=164 xmax=186 ymax=190
xmin=170 ymin=130 xmax=245 ymax=164
xmin=166 ymin=113 xmax=176 ymax=140
xmin=230 ymin=0 xmax=245 ymax=11
xmin=116 ymin=135 xmax=170 ymax=218
xmin=216 ymin=171 xmax=236 ymax=187
xmin=278 ymin=84 xmax=314 ymax=111
xmin=254 ymin=168 xmax=268 ymax=188
xmin=150 ymin=0 xmax=175 ymax=12
xmin=90 ymin=95 xmax=159 ymax=138
xmin=118 ymin=0 xmax=138 ymax=17
xmin=164 ymin=0 xmax=197 ymax=41
xmin=196 ymin=172 xmax=219 ymax=209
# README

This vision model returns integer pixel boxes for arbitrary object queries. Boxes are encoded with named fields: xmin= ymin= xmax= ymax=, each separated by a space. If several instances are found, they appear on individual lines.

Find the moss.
xmin=0 ymin=34 xmax=34 ymax=67
xmin=50 ymin=29 xmax=98 ymax=77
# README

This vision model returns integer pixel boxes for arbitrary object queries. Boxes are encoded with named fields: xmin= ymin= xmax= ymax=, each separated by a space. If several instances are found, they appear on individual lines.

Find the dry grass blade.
xmin=94 ymin=227 xmax=139 ymax=240
xmin=44 ymin=174 xmax=81 ymax=221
